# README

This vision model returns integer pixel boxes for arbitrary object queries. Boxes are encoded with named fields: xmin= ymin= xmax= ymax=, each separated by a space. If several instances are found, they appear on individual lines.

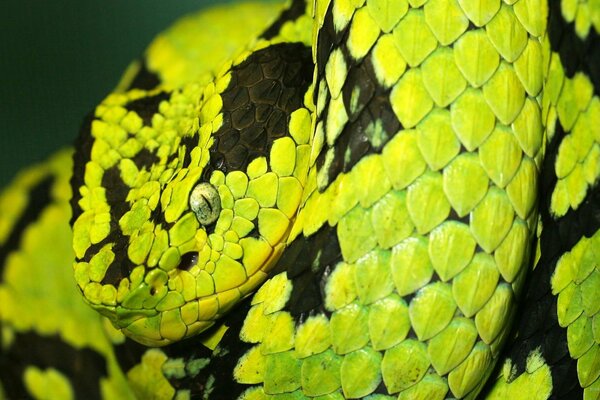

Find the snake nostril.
xmin=149 ymin=287 xmax=156 ymax=296
xmin=179 ymin=252 xmax=199 ymax=271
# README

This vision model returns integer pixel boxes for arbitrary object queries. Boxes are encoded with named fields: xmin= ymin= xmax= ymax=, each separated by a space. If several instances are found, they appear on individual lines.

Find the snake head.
xmin=70 ymin=42 xmax=313 ymax=346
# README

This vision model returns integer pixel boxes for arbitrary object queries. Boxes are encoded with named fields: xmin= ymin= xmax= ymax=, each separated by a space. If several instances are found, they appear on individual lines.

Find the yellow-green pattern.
xmin=0 ymin=0 xmax=599 ymax=399
xmin=234 ymin=0 xmax=543 ymax=398
xmin=484 ymin=1 xmax=600 ymax=399
xmin=0 ymin=150 xmax=135 ymax=399
xmin=69 ymin=0 xmax=313 ymax=346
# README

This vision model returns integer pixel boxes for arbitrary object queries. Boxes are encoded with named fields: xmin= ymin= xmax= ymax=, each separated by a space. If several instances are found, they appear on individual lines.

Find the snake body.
xmin=1 ymin=0 xmax=599 ymax=399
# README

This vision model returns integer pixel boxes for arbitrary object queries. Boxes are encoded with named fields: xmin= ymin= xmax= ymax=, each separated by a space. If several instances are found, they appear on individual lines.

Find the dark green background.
xmin=0 ymin=0 xmax=225 ymax=187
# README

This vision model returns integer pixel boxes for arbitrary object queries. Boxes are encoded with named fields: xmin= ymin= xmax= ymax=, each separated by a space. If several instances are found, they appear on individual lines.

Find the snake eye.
xmin=190 ymin=183 xmax=221 ymax=225
xmin=179 ymin=252 xmax=199 ymax=270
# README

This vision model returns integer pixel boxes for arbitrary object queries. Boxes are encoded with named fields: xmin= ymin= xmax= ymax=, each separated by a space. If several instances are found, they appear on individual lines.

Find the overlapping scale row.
xmin=551 ymin=232 xmax=600 ymax=397
xmin=535 ymin=1 xmax=600 ymax=396
xmin=558 ymin=0 xmax=600 ymax=39
xmin=543 ymin=0 xmax=600 ymax=219
xmin=545 ymin=57 xmax=600 ymax=217
xmin=478 ymin=2 xmax=600 ymax=394
xmin=232 ymin=0 xmax=548 ymax=398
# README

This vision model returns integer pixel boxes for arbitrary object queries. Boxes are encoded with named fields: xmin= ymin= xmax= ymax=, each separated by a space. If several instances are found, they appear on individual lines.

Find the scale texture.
xmin=0 ymin=0 xmax=598 ymax=399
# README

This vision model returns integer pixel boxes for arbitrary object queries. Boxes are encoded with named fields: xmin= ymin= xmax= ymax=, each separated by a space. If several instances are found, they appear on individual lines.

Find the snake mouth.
xmin=84 ymin=234 xmax=287 ymax=347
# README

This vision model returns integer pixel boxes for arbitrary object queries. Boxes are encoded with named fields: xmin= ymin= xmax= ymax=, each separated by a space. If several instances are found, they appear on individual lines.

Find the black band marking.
xmin=272 ymin=224 xmax=342 ymax=320
xmin=0 ymin=176 xmax=53 ymax=277
xmin=70 ymin=113 xmax=95 ymax=226
xmin=0 ymin=331 xmax=107 ymax=400
xmin=126 ymin=60 xmax=162 ymax=91
xmin=124 ymin=91 xmax=171 ymax=126
xmin=203 ymin=42 xmax=313 ymax=180
xmin=481 ymin=119 xmax=597 ymax=398
xmin=113 ymin=299 xmax=255 ymax=399
xmin=548 ymin=1 xmax=600 ymax=95
xmin=132 ymin=148 xmax=160 ymax=172
xmin=314 ymin=6 xmax=401 ymax=191
xmin=96 ymin=165 xmax=138 ymax=285
xmin=260 ymin=0 xmax=307 ymax=40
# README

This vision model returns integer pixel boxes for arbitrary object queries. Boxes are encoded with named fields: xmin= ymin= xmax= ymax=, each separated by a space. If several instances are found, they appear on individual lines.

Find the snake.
xmin=0 ymin=0 xmax=598 ymax=399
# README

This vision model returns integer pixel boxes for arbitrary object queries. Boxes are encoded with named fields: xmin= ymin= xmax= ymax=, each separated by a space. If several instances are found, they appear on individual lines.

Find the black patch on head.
xmin=180 ymin=135 xmax=199 ymax=168
xmin=548 ymin=0 xmax=600 ymax=96
xmin=70 ymin=113 xmax=95 ymax=226
xmin=102 ymin=165 xmax=130 ymax=224
xmin=96 ymin=231 xmax=139 ymax=286
xmin=71 ymin=115 xmax=160 ymax=285
xmin=132 ymin=148 xmax=160 ymax=171
xmin=126 ymin=60 xmax=162 ymax=91
xmin=92 ymin=163 xmax=141 ymax=285
xmin=246 ymin=224 xmax=260 ymax=239
xmin=203 ymin=42 xmax=312 ymax=180
xmin=260 ymin=0 xmax=307 ymax=40
xmin=0 ymin=331 xmax=107 ymax=400
xmin=0 ymin=176 xmax=53 ymax=277
xmin=124 ymin=91 xmax=171 ymax=126
xmin=72 ymin=162 xmax=139 ymax=285
xmin=314 ymin=7 xmax=400 ymax=190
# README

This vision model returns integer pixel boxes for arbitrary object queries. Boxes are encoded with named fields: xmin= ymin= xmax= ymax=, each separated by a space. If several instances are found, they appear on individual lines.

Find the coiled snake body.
xmin=1 ymin=0 xmax=599 ymax=399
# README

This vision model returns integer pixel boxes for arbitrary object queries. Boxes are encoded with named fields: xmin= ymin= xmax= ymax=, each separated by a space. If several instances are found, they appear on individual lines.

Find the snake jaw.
xmin=73 ymin=157 xmax=305 ymax=345
xmin=80 ymin=175 xmax=296 ymax=346
xmin=70 ymin=39 xmax=314 ymax=345
xmin=88 ymin=230 xmax=288 ymax=346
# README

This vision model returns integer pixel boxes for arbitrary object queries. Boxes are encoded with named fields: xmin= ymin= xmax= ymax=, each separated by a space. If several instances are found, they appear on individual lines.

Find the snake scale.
xmin=1 ymin=0 xmax=599 ymax=398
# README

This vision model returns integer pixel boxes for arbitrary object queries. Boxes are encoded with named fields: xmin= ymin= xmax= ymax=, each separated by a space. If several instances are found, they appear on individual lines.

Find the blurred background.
xmin=0 ymin=0 xmax=224 ymax=187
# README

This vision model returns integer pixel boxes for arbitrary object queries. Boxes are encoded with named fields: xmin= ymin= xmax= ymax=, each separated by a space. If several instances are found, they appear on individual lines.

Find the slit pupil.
xmin=179 ymin=252 xmax=200 ymax=270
